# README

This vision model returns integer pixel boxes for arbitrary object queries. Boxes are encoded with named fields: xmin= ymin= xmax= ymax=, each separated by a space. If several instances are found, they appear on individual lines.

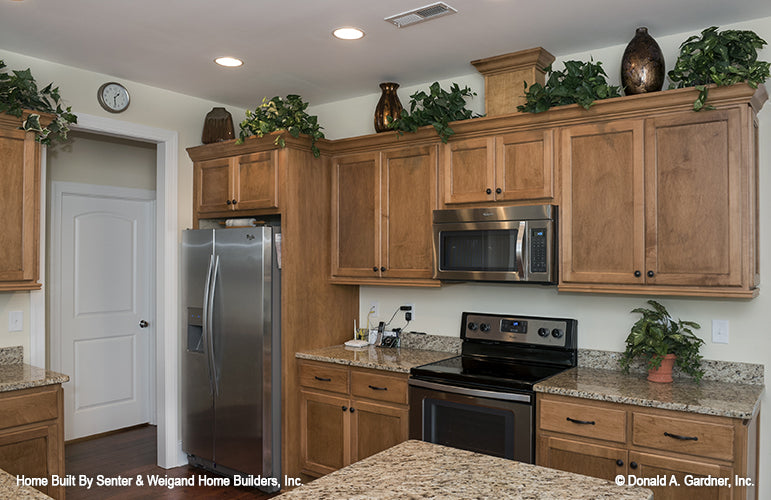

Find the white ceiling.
xmin=1 ymin=0 xmax=770 ymax=109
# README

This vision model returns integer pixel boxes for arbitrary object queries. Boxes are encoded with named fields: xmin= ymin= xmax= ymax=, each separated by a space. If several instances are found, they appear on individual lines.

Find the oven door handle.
xmin=409 ymin=378 xmax=532 ymax=403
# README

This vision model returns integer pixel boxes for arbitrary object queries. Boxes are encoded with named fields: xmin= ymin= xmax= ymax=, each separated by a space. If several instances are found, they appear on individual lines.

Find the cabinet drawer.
xmin=0 ymin=387 xmax=59 ymax=431
xmin=350 ymin=371 xmax=407 ymax=405
xmin=299 ymin=362 xmax=349 ymax=394
xmin=632 ymin=412 xmax=734 ymax=461
xmin=539 ymin=398 xmax=626 ymax=443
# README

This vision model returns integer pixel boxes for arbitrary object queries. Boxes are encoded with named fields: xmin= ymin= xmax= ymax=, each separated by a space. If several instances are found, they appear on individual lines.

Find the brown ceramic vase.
xmin=374 ymin=82 xmax=403 ymax=133
xmin=202 ymin=107 xmax=235 ymax=144
xmin=621 ymin=27 xmax=665 ymax=95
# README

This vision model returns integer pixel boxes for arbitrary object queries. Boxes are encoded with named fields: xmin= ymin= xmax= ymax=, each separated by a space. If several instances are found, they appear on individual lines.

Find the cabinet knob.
xmin=647 ymin=270 xmax=654 ymax=278
xmin=373 ymin=266 xmax=379 ymax=272
xmin=630 ymin=461 xmax=638 ymax=470
xmin=226 ymin=199 xmax=232 ymax=205
xmin=342 ymin=406 xmax=348 ymax=412
xmin=486 ymin=188 xmax=492 ymax=195
xmin=634 ymin=270 xmax=641 ymax=277
xmin=380 ymin=266 xmax=386 ymax=272
xmin=616 ymin=459 xmax=624 ymax=467
xmin=496 ymin=188 xmax=502 ymax=194
xmin=232 ymin=199 xmax=238 ymax=205
xmin=349 ymin=407 xmax=355 ymax=413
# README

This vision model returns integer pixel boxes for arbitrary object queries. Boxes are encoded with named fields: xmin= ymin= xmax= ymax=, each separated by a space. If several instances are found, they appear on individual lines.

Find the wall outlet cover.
xmin=712 ymin=319 xmax=729 ymax=344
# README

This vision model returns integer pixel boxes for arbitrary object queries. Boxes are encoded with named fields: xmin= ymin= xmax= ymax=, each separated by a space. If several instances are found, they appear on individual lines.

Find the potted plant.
xmin=620 ymin=300 xmax=705 ymax=383
xmin=517 ymin=59 xmax=622 ymax=113
xmin=0 ymin=59 xmax=77 ymax=146
xmin=387 ymin=81 xmax=482 ymax=143
xmin=668 ymin=26 xmax=770 ymax=111
xmin=237 ymin=94 xmax=324 ymax=158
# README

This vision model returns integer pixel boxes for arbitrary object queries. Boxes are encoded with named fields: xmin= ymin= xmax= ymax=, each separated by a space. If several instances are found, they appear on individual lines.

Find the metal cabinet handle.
xmin=630 ymin=462 xmax=638 ymax=469
xmin=368 ymin=385 xmax=388 ymax=391
xmin=616 ymin=459 xmax=624 ymax=467
xmin=664 ymin=431 xmax=698 ymax=441
xmin=380 ymin=266 xmax=386 ymax=272
xmin=350 ymin=407 xmax=355 ymax=413
xmin=314 ymin=376 xmax=332 ymax=382
xmin=342 ymin=406 xmax=348 ymax=412
xmin=647 ymin=270 xmax=655 ymax=278
xmin=486 ymin=188 xmax=492 ymax=195
xmin=566 ymin=417 xmax=596 ymax=425
xmin=232 ymin=199 xmax=238 ymax=205
xmin=495 ymin=187 xmax=502 ymax=194
xmin=226 ymin=199 xmax=232 ymax=205
xmin=634 ymin=270 xmax=641 ymax=277
xmin=373 ymin=266 xmax=378 ymax=272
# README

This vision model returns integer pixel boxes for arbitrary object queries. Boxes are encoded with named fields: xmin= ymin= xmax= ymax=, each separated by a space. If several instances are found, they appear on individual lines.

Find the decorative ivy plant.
xmin=238 ymin=94 xmax=324 ymax=158
xmin=0 ymin=60 xmax=77 ymax=146
xmin=620 ymin=300 xmax=705 ymax=381
xmin=668 ymin=26 xmax=770 ymax=111
xmin=517 ymin=60 xmax=622 ymax=113
xmin=387 ymin=82 xmax=481 ymax=143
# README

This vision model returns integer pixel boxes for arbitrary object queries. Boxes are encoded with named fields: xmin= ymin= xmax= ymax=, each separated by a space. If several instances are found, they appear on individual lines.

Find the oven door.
xmin=408 ymin=379 xmax=534 ymax=463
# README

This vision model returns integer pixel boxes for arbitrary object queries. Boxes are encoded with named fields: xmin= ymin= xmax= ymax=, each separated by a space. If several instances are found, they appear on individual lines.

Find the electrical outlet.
xmin=712 ymin=319 xmax=729 ymax=344
xmin=405 ymin=303 xmax=415 ymax=321
xmin=367 ymin=302 xmax=379 ymax=319
xmin=8 ymin=311 xmax=23 ymax=332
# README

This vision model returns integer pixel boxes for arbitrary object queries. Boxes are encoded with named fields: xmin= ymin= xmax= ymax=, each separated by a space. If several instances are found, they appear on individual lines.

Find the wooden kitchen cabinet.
xmin=537 ymin=393 xmax=758 ymax=500
xmin=0 ymin=113 xmax=44 ymax=291
xmin=299 ymin=360 xmax=409 ymax=477
xmin=0 ymin=384 xmax=65 ymax=499
xmin=194 ymin=150 xmax=279 ymax=216
xmin=331 ymin=145 xmax=439 ymax=286
xmin=442 ymin=130 xmax=553 ymax=206
xmin=559 ymin=104 xmax=758 ymax=297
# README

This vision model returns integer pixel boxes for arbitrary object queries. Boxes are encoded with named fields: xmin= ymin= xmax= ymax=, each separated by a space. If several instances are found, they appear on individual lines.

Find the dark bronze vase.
xmin=202 ymin=107 xmax=235 ymax=144
xmin=621 ymin=27 xmax=665 ymax=95
xmin=374 ymin=82 xmax=403 ymax=133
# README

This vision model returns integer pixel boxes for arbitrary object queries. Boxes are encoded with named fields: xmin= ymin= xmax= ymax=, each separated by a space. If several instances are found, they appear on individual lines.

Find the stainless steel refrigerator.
xmin=181 ymin=226 xmax=280 ymax=491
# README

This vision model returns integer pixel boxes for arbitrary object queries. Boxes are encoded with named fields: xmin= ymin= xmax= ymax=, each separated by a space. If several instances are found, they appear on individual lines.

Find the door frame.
xmin=35 ymin=112 xmax=181 ymax=468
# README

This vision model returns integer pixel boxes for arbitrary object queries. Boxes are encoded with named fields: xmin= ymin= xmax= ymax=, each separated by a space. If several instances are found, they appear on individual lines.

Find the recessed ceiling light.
xmin=214 ymin=57 xmax=243 ymax=67
xmin=333 ymin=27 xmax=365 ymax=40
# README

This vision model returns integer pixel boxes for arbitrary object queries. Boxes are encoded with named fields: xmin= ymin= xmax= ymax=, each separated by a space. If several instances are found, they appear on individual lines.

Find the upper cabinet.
xmin=194 ymin=150 xmax=279 ymax=216
xmin=442 ymin=129 xmax=554 ymax=206
xmin=331 ymin=145 xmax=438 ymax=286
xmin=0 ymin=113 xmax=44 ymax=291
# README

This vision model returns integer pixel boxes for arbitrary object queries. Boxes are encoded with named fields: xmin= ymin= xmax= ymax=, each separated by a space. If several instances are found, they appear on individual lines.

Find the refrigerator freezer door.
xmin=211 ymin=226 xmax=273 ymax=476
xmin=181 ymin=229 xmax=215 ymax=461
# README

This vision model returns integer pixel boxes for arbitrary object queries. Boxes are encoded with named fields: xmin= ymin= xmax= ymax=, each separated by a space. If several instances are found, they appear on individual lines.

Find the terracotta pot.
xmin=647 ymin=353 xmax=676 ymax=383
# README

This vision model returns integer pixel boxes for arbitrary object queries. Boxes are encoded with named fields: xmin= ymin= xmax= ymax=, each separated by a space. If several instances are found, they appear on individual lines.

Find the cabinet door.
xmin=537 ymin=435 xmax=627 ymax=481
xmin=381 ymin=145 xmax=437 ymax=279
xmin=629 ymin=451 xmax=733 ymax=500
xmin=195 ymin=157 xmax=233 ymax=214
xmin=645 ymin=109 xmax=743 ymax=287
xmin=442 ymin=137 xmax=495 ymax=204
xmin=0 ymin=127 xmax=39 ymax=286
xmin=560 ymin=120 xmax=645 ymax=284
xmin=300 ymin=390 xmax=350 ymax=477
xmin=331 ymin=153 xmax=381 ymax=278
xmin=0 ymin=419 xmax=63 ymax=499
xmin=233 ymin=151 xmax=279 ymax=211
xmin=350 ymin=399 xmax=408 ymax=463
xmin=495 ymin=129 xmax=553 ymax=202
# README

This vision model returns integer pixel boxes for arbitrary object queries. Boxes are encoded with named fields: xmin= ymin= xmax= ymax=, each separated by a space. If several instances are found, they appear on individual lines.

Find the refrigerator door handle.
xmin=208 ymin=254 xmax=221 ymax=396
xmin=202 ymin=254 xmax=215 ymax=396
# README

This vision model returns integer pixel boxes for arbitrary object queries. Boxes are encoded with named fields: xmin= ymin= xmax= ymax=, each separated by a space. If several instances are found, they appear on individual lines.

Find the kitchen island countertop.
xmin=0 ymin=467 xmax=52 ymax=499
xmin=295 ymin=344 xmax=454 ymax=374
xmin=535 ymin=366 xmax=763 ymax=419
xmin=0 ymin=363 xmax=69 ymax=393
xmin=275 ymin=439 xmax=652 ymax=499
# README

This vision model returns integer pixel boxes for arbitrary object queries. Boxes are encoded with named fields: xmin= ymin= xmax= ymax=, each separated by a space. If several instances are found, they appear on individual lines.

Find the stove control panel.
xmin=461 ymin=312 xmax=576 ymax=348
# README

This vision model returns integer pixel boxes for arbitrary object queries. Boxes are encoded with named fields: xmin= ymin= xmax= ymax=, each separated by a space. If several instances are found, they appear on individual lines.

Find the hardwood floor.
xmin=65 ymin=425 xmax=278 ymax=499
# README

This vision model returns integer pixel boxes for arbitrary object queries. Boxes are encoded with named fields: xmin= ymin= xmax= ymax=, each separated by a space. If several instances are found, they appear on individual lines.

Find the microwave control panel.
xmin=530 ymin=228 xmax=548 ymax=273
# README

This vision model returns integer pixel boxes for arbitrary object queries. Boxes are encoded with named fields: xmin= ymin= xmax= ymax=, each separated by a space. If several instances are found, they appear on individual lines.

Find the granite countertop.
xmin=0 ymin=468 xmax=52 ymax=499
xmin=276 ymin=440 xmax=652 ymax=500
xmin=0 ymin=363 xmax=69 ymax=393
xmin=535 ymin=366 xmax=764 ymax=419
xmin=295 ymin=344 xmax=455 ymax=374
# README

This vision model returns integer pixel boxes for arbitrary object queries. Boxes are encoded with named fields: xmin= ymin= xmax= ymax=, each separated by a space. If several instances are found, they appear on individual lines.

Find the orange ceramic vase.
xmin=647 ymin=353 xmax=676 ymax=383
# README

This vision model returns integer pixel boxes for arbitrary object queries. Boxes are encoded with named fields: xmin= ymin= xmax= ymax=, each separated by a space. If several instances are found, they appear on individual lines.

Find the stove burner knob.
xmin=467 ymin=322 xmax=478 ymax=331
xmin=551 ymin=328 xmax=564 ymax=339
xmin=537 ymin=327 xmax=550 ymax=337
xmin=480 ymin=323 xmax=491 ymax=332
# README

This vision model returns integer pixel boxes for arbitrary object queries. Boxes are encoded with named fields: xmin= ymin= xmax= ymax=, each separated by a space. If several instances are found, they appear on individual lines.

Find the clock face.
xmin=97 ymin=82 xmax=130 ymax=113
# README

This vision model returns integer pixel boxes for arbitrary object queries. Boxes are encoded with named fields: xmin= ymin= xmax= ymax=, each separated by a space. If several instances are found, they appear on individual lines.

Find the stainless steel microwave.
xmin=432 ymin=205 xmax=556 ymax=283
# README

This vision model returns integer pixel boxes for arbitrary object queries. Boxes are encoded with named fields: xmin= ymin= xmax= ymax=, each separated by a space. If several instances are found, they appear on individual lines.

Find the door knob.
xmin=139 ymin=320 xmax=149 ymax=328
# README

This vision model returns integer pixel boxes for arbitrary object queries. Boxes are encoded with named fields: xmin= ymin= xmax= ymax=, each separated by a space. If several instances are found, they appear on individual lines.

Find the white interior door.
xmin=54 ymin=184 xmax=155 ymax=440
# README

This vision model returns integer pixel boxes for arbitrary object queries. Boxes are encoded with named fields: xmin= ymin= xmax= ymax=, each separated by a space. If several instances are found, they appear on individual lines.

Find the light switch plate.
xmin=8 ymin=311 xmax=23 ymax=332
xmin=712 ymin=319 xmax=729 ymax=344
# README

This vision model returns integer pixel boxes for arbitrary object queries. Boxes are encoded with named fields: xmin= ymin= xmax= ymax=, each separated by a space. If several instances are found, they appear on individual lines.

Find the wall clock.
xmin=97 ymin=82 xmax=130 ymax=113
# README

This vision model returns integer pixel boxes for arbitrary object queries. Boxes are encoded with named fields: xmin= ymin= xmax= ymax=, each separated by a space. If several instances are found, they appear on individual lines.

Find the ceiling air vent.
xmin=385 ymin=2 xmax=457 ymax=28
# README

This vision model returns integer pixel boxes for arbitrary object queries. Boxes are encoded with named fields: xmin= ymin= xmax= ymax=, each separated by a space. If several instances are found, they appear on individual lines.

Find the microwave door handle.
xmin=515 ymin=221 xmax=526 ymax=278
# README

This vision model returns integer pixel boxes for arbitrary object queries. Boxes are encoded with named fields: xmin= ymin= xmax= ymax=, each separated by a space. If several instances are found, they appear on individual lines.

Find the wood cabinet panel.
xmin=233 ymin=151 xmax=279 ymax=210
xmin=443 ymin=137 xmax=495 ymax=204
xmin=351 ymin=399 xmax=409 ymax=463
xmin=299 ymin=361 xmax=349 ymax=395
xmin=632 ymin=412 xmax=734 ymax=461
xmin=300 ymin=389 xmax=349 ymax=476
xmin=350 ymin=369 xmax=408 ymax=405
xmin=496 ymin=129 xmax=553 ymax=202
xmin=539 ymin=397 xmax=626 ymax=443
xmin=629 ymin=451 xmax=733 ymax=500
xmin=195 ymin=158 xmax=232 ymax=214
xmin=560 ymin=120 xmax=645 ymax=285
xmin=538 ymin=435 xmax=627 ymax=481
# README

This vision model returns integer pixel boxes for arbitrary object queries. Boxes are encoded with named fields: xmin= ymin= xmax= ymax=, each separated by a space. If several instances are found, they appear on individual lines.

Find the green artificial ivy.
xmin=668 ymin=26 xmax=770 ymax=111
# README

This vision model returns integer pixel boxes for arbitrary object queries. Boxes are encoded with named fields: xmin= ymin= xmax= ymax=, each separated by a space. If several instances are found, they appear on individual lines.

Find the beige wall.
xmin=323 ymin=17 xmax=771 ymax=487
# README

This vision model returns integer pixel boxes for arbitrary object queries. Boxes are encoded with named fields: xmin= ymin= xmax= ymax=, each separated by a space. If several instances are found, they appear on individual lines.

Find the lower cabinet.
xmin=537 ymin=393 xmax=757 ymax=500
xmin=0 ymin=384 xmax=65 ymax=499
xmin=299 ymin=360 xmax=409 ymax=477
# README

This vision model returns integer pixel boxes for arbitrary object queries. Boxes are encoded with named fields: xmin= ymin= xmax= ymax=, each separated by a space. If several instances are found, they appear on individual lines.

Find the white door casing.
xmin=52 ymin=183 xmax=155 ymax=439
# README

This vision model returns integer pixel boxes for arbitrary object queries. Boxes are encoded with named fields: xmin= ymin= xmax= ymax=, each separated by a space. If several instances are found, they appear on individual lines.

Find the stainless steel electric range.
xmin=408 ymin=311 xmax=577 ymax=463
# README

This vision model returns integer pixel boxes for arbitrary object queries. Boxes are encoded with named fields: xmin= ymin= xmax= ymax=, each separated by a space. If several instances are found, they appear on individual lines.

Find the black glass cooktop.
xmin=410 ymin=355 xmax=569 ymax=393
